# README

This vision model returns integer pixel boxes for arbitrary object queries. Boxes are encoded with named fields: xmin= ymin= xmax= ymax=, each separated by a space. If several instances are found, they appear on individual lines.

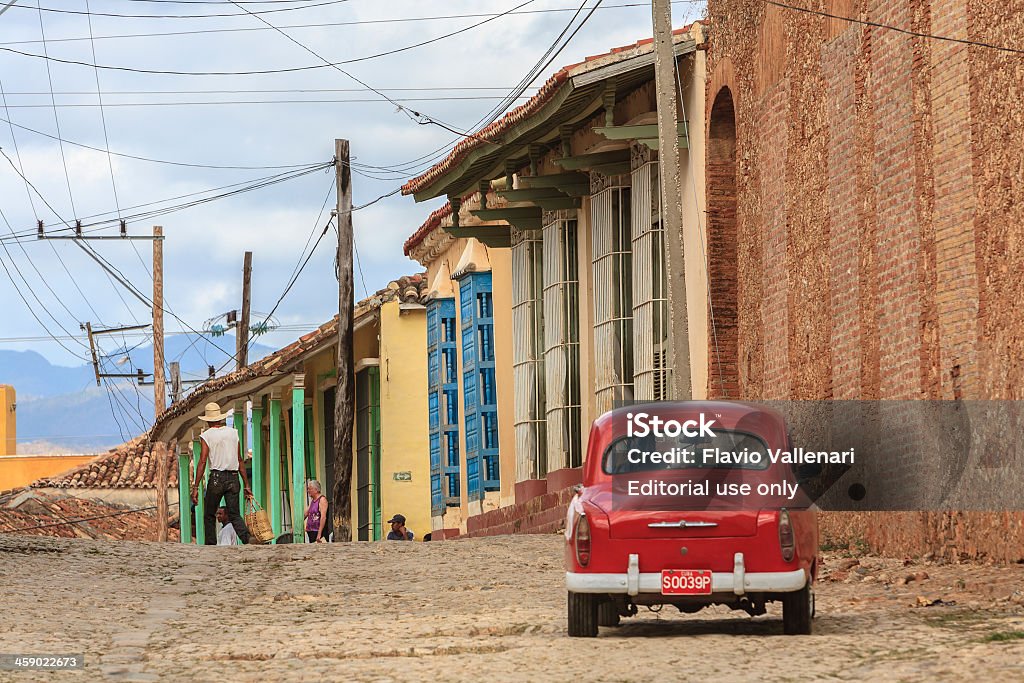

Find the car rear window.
xmin=602 ymin=429 xmax=771 ymax=475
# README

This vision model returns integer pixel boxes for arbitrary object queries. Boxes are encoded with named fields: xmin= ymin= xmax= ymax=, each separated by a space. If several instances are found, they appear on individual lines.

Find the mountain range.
xmin=0 ymin=334 xmax=274 ymax=453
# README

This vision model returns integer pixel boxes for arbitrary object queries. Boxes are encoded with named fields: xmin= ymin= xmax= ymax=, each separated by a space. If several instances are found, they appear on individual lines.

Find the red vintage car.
xmin=565 ymin=401 xmax=818 ymax=637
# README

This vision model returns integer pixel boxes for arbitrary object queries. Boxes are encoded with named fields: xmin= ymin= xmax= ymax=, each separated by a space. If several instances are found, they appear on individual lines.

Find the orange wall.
xmin=0 ymin=455 xmax=96 ymax=492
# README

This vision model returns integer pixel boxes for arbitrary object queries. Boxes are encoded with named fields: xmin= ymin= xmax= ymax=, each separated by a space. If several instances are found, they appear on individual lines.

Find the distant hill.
xmin=0 ymin=334 xmax=275 ymax=452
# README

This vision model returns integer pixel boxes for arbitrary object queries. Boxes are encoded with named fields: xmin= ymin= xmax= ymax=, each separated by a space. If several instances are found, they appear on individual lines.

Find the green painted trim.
xmin=496 ymin=187 xmax=566 ymax=201
xmin=177 ymin=452 xmax=192 ymax=544
xmin=251 ymin=404 xmax=265 ymax=509
xmin=233 ymin=406 xmax=246 ymax=498
xmin=368 ymin=366 xmax=382 ymax=541
xmin=291 ymin=386 xmax=306 ymax=543
xmin=553 ymin=149 xmax=630 ymax=170
xmin=193 ymin=438 xmax=205 ymax=546
xmin=470 ymin=207 xmax=542 ymax=221
xmin=446 ymin=225 xmax=511 ymax=244
xmin=517 ymin=172 xmax=588 ymax=189
xmin=532 ymin=197 xmax=581 ymax=210
xmin=317 ymin=369 xmax=337 ymax=381
xmin=268 ymin=397 xmax=282 ymax=541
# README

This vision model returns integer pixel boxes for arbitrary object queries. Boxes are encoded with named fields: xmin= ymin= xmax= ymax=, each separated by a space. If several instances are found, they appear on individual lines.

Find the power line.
xmin=0 ymin=113 xmax=324 ymax=168
xmin=0 ymin=0 xmax=542 ymax=76
xmin=764 ymin=0 xmax=1024 ymax=55
xmin=3 ymin=501 xmax=179 ymax=534
xmin=0 ymin=159 xmax=334 ymax=242
xmin=5 ymin=0 xmax=354 ymax=19
xmin=33 ymin=1 xmax=78 ymax=222
xmin=0 ymin=95 xmax=539 ymax=109
xmin=0 ymin=3 xmax=700 ymax=46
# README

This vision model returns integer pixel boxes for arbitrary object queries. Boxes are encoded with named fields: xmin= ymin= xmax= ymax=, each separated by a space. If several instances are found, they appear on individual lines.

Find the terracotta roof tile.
xmin=401 ymin=25 xmax=701 ymax=255
xmin=400 ymin=25 xmax=699 ymax=201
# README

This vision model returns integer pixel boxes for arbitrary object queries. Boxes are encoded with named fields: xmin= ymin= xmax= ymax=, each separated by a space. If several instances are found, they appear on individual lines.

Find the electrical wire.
xmin=0 ymin=114 xmax=325 ymax=169
xmin=0 ymin=3 xmax=700 ymax=47
xmin=0 ymin=95 xmax=539 ymax=109
xmin=3 ymin=501 xmax=179 ymax=534
xmin=34 ymin=1 xmax=78 ymax=221
xmin=763 ymin=0 xmax=1024 ymax=55
xmin=0 ymin=0 xmax=541 ymax=77
xmin=7 ymin=0 xmax=355 ymax=19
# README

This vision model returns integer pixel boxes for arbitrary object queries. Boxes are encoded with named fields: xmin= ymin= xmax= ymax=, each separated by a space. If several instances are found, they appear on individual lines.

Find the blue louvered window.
xmin=427 ymin=298 xmax=460 ymax=516
xmin=460 ymin=272 xmax=500 ymax=499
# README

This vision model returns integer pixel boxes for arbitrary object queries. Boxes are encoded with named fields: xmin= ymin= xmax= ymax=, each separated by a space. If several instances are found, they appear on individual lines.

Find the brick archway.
xmin=706 ymin=86 xmax=739 ymax=399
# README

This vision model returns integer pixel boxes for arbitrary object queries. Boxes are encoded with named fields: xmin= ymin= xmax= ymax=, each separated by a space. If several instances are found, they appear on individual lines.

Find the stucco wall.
xmin=378 ymin=299 xmax=432 ymax=540
xmin=0 ymin=455 xmax=98 ymax=492
xmin=0 ymin=385 xmax=15 ymax=456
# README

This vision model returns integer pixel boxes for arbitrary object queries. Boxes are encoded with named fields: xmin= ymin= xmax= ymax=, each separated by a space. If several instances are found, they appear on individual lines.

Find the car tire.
xmin=782 ymin=585 xmax=813 ymax=635
xmin=567 ymin=592 xmax=599 ymax=637
xmin=598 ymin=600 xmax=620 ymax=627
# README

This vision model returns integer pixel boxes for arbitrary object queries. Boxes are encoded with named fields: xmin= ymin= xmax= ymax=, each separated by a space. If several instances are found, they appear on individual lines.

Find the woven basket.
xmin=244 ymin=499 xmax=275 ymax=544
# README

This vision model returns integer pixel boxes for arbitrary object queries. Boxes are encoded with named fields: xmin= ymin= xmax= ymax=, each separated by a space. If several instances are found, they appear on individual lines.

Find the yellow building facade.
xmin=0 ymin=384 xmax=14 ymax=456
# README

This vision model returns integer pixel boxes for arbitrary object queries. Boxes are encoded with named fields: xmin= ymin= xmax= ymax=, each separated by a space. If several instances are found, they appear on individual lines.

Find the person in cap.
xmin=385 ymin=514 xmax=414 ymax=541
xmin=215 ymin=507 xmax=238 ymax=546
xmin=190 ymin=402 xmax=258 ymax=545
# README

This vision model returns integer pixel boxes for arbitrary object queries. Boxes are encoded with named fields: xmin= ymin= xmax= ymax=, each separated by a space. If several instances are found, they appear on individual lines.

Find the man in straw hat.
xmin=190 ymin=402 xmax=259 ymax=545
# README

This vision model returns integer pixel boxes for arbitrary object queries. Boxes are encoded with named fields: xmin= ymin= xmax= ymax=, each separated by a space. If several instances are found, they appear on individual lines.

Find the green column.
xmin=193 ymin=436 xmax=206 ymax=545
xmin=251 ymin=401 xmax=265 ymax=509
xmin=269 ymin=392 xmax=282 ymax=541
xmin=291 ymin=375 xmax=307 ymax=543
xmin=177 ymin=450 xmax=192 ymax=544
xmin=233 ymin=401 xmax=247 ymax=509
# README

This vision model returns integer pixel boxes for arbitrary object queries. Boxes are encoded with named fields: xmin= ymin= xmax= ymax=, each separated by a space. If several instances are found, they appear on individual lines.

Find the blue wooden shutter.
xmin=460 ymin=272 xmax=499 ymax=501
xmin=428 ymin=297 xmax=460 ymax=516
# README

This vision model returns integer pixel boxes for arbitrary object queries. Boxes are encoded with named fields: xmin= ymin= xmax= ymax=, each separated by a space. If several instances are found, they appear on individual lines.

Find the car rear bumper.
xmin=566 ymin=552 xmax=807 ymax=596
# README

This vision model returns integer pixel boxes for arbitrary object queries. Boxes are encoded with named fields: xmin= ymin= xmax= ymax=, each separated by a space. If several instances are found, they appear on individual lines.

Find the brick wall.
xmin=706 ymin=0 xmax=1024 ymax=561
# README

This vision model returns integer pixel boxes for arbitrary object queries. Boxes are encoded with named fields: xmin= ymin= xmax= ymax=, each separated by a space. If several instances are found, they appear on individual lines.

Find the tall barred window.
xmin=542 ymin=216 xmax=582 ymax=470
xmin=631 ymin=161 xmax=673 ymax=400
xmin=591 ymin=182 xmax=634 ymax=414
xmin=511 ymin=228 xmax=547 ymax=481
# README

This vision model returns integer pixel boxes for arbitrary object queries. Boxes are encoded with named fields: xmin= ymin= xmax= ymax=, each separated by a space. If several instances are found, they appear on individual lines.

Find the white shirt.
xmin=201 ymin=425 xmax=240 ymax=471
xmin=218 ymin=523 xmax=238 ymax=546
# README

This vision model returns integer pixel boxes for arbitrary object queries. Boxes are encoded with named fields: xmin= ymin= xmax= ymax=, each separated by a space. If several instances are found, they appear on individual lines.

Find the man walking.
xmin=191 ymin=402 xmax=257 ymax=545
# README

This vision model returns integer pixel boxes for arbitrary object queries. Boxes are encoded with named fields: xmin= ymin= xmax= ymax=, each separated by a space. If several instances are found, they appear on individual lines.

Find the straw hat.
xmin=198 ymin=401 xmax=229 ymax=423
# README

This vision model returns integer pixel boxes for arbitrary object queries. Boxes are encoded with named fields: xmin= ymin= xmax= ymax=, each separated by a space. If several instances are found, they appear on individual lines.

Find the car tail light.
xmin=778 ymin=508 xmax=795 ymax=562
xmin=574 ymin=514 xmax=591 ymax=567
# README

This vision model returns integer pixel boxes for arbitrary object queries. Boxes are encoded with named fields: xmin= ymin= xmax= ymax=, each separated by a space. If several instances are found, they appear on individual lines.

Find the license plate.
xmin=661 ymin=569 xmax=713 ymax=595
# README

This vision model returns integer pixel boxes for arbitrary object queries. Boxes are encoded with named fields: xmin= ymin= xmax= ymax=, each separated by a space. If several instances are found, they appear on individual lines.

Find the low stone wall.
xmin=819 ymin=511 xmax=1024 ymax=564
xmin=461 ymin=486 xmax=577 ymax=538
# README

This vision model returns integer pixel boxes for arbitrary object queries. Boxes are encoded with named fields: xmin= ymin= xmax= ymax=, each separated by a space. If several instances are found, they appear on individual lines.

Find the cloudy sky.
xmin=0 ymin=0 xmax=706 ymax=373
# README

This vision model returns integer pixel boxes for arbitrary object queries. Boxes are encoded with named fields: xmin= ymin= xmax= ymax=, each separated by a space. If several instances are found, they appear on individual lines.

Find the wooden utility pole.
xmin=169 ymin=361 xmax=182 ymax=404
xmin=237 ymin=251 xmax=252 ymax=370
xmin=332 ymin=139 xmax=355 ymax=542
xmin=651 ymin=0 xmax=692 ymax=399
xmin=84 ymin=322 xmax=101 ymax=386
xmin=152 ymin=225 xmax=166 ymax=416
xmin=155 ymin=440 xmax=169 ymax=542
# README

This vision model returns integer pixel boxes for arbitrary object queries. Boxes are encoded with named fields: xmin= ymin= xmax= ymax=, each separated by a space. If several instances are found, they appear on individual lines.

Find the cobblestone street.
xmin=1 ymin=533 xmax=1023 ymax=682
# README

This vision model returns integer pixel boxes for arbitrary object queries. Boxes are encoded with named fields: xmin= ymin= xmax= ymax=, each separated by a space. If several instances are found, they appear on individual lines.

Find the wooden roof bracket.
xmin=528 ymin=144 xmax=544 ymax=176
xmin=602 ymin=77 xmax=617 ymax=127
xmin=448 ymin=195 xmax=462 ymax=229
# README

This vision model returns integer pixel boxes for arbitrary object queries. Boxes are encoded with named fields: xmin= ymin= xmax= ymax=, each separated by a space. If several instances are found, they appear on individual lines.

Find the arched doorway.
xmin=706 ymin=87 xmax=739 ymax=398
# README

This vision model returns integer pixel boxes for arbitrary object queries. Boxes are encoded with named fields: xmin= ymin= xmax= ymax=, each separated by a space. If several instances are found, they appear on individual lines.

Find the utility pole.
xmin=152 ymin=225 xmax=166 ymax=416
xmin=332 ymin=139 xmax=355 ymax=542
xmin=84 ymin=322 xmax=101 ymax=386
xmin=651 ymin=0 xmax=692 ymax=399
xmin=237 ymin=251 xmax=252 ymax=370
xmin=169 ymin=361 xmax=182 ymax=404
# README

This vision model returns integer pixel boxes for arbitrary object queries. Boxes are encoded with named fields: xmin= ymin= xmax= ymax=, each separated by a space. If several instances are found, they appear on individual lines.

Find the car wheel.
xmin=782 ymin=585 xmax=813 ymax=635
xmin=598 ymin=600 xmax=620 ymax=627
xmin=567 ymin=592 xmax=599 ymax=637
